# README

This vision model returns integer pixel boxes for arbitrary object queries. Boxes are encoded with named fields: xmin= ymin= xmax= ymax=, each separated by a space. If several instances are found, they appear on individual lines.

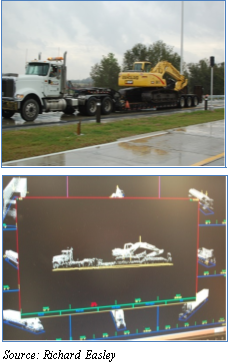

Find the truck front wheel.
xmin=21 ymin=99 xmax=39 ymax=122
xmin=2 ymin=110 xmax=15 ymax=118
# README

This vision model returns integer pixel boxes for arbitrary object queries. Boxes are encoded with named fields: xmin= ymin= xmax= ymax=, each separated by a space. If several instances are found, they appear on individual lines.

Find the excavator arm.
xmin=151 ymin=61 xmax=188 ymax=91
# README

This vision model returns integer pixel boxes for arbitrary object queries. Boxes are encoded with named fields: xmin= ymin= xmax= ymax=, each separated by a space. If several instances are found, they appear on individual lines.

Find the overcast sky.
xmin=2 ymin=1 xmax=225 ymax=79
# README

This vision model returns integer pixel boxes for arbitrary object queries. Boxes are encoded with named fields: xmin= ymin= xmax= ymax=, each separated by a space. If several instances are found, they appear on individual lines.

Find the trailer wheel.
xmin=101 ymin=97 xmax=113 ymax=115
xmin=186 ymin=96 xmax=192 ymax=107
xmin=85 ymin=97 xmax=97 ymax=116
xmin=179 ymin=96 xmax=185 ymax=108
xmin=21 ymin=99 xmax=39 ymax=121
xmin=193 ymin=96 xmax=198 ymax=107
xmin=2 ymin=110 xmax=15 ymax=118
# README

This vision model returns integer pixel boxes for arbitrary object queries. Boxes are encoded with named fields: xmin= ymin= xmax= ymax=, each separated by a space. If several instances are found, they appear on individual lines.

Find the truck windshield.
xmin=25 ymin=63 xmax=49 ymax=76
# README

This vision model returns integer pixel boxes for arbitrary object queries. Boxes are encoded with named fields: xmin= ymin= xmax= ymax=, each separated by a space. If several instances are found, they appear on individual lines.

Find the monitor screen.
xmin=3 ymin=176 xmax=226 ymax=341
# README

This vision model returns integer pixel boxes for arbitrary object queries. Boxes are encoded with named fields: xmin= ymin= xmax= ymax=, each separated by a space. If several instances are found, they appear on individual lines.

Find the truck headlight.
xmin=15 ymin=94 xmax=24 ymax=99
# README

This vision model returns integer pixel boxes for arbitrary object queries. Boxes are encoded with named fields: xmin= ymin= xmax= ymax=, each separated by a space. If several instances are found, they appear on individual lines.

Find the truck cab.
xmin=2 ymin=52 xmax=72 ymax=121
xmin=25 ymin=60 xmax=62 ymax=98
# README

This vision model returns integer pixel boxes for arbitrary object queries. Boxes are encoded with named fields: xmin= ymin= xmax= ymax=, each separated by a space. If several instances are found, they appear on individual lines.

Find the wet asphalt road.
xmin=2 ymin=100 xmax=224 ymax=130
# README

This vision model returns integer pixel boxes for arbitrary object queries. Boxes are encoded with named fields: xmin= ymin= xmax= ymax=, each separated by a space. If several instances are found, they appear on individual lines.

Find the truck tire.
xmin=53 ymin=262 xmax=59 ymax=269
xmin=193 ymin=96 xmax=198 ymax=107
xmin=101 ymin=97 xmax=113 ymax=115
xmin=63 ymin=106 xmax=75 ymax=115
xmin=186 ymin=96 xmax=192 ymax=107
xmin=2 ymin=110 xmax=15 ymax=118
xmin=179 ymin=96 xmax=185 ymax=108
xmin=21 ymin=99 xmax=39 ymax=122
xmin=85 ymin=97 xmax=97 ymax=116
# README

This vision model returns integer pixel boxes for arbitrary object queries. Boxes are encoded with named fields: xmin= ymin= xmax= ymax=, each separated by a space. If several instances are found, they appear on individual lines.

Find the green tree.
xmin=213 ymin=62 xmax=225 ymax=95
xmin=187 ymin=59 xmax=224 ymax=95
xmin=122 ymin=41 xmax=181 ymax=71
xmin=147 ymin=40 xmax=180 ymax=69
xmin=90 ymin=53 xmax=121 ymax=89
xmin=122 ymin=43 xmax=148 ymax=70
xmin=187 ymin=59 xmax=210 ymax=94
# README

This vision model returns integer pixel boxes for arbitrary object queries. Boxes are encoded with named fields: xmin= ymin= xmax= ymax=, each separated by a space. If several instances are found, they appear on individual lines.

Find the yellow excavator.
xmin=118 ymin=61 xmax=203 ymax=109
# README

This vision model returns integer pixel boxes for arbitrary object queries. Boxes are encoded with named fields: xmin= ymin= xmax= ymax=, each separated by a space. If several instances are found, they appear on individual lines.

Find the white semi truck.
xmin=2 ymin=52 xmax=121 ymax=121
xmin=52 ymin=248 xmax=102 ymax=269
xmin=4 ymin=250 xmax=19 ymax=266
xmin=198 ymin=248 xmax=216 ymax=265
xmin=188 ymin=189 xmax=213 ymax=210
xmin=3 ymin=310 xmax=44 ymax=332
xmin=179 ymin=289 xmax=209 ymax=320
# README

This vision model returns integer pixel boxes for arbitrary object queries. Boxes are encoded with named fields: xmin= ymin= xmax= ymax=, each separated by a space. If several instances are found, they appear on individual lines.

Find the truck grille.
xmin=2 ymin=77 xmax=15 ymax=98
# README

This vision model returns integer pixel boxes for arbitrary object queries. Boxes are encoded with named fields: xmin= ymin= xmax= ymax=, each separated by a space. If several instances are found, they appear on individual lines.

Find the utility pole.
xmin=210 ymin=56 xmax=215 ymax=105
xmin=180 ymin=1 xmax=184 ymax=74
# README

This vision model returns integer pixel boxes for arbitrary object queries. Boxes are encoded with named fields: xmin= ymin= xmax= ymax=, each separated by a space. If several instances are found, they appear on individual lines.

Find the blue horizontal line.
xmin=3 ymin=289 xmax=19 ymax=293
xmin=198 ymin=274 xmax=225 ymax=278
xmin=199 ymin=224 xmax=225 ymax=227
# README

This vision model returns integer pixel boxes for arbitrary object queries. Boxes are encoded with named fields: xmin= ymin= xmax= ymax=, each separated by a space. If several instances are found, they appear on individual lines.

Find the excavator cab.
xmin=132 ymin=62 xmax=152 ymax=72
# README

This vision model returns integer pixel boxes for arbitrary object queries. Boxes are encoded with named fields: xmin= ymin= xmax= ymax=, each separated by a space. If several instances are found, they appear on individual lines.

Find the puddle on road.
xmin=175 ymin=128 xmax=186 ymax=132
xmin=119 ymin=142 xmax=151 ymax=155
xmin=119 ymin=141 xmax=168 ymax=156
xmin=131 ymin=136 xmax=153 ymax=143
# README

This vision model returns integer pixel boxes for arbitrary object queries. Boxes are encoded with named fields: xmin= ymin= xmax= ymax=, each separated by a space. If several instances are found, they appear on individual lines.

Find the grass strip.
xmin=2 ymin=108 xmax=224 ymax=162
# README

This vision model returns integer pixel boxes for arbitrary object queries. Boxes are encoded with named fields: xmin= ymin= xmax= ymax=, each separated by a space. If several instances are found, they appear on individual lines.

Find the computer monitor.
xmin=3 ymin=176 xmax=226 ymax=341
